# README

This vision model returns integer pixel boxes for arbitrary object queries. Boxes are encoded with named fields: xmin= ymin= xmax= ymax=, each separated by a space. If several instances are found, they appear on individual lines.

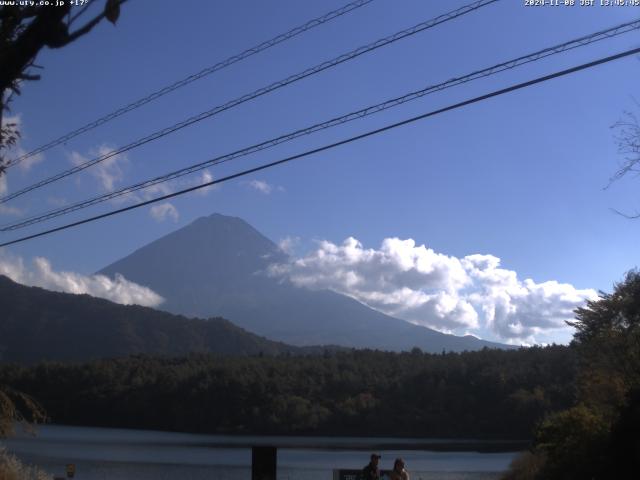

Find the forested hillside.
xmin=0 ymin=275 xmax=302 ymax=362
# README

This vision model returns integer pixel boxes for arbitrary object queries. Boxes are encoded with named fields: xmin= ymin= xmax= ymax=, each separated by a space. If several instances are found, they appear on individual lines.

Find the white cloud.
xmin=269 ymin=237 xmax=597 ymax=344
xmin=278 ymin=236 xmax=300 ymax=255
xmin=109 ymin=181 xmax=174 ymax=207
xmin=0 ymin=252 xmax=164 ymax=307
xmin=0 ymin=175 xmax=23 ymax=216
xmin=0 ymin=174 xmax=7 ymax=196
xmin=139 ymin=171 xmax=215 ymax=200
xmin=110 ymin=170 xmax=217 ymax=207
xmin=463 ymin=254 xmax=597 ymax=343
xmin=247 ymin=179 xmax=273 ymax=194
xmin=14 ymin=148 xmax=43 ymax=172
xmin=70 ymin=145 xmax=128 ymax=192
xmin=149 ymin=202 xmax=179 ymax=222
xmin=143 ymin=181 xmax=173 ymax=198
xmin=197 ymin=169 xmax=217 ymax=195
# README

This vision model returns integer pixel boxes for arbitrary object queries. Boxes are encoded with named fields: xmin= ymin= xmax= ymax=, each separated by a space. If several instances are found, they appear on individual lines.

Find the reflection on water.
xmin=3 ymin=425 xmax=517 ymax=480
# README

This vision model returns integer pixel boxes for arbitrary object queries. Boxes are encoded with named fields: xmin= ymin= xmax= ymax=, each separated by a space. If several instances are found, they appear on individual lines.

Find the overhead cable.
xmin=3 ymin=18 xmax=638 ymax=232
xmin=0 ymin=0 xmax=499 ymax=204
xmin=1 ymin=45 xmax=638 ymax=248
xmin=5 ymin=0 xmax=376 ymax=169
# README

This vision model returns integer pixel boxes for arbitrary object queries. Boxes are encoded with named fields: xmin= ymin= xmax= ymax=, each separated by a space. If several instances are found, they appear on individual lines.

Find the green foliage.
xmin=534 ymin=404 xmax=609 ymax=479
xmin=569 ymin=270 xmax=640 ymax=424
xmin=571 ymin=270 xmax=640 ymax=391
xmin=0 ymin=346 xmax=575 ymax=439
xmin=571 ymin=269 xmax=640 ymax=343
xmin=505 ymin=270 xmax=640 ymax=480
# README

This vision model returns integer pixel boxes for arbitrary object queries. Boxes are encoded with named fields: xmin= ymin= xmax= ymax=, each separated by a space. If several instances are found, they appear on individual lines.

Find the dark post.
xmin=252 ymin=446 xmax=277 ymax=480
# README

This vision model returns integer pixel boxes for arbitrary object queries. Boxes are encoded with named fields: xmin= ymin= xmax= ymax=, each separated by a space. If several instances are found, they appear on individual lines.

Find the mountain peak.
xmin=100 ymin=215 xmax=512 ymax=352
xmin=194 ymin=212 xmax=247 ymax=225
xmin=207 ymin=212 xmax=239 ymax=220
xmin=186 ymin=213 xmax=271 ymax=243
xmin=188 ymin=212 xmax=247 ymax=228
xmin=99 ymin=213 xmax=285 ymax=308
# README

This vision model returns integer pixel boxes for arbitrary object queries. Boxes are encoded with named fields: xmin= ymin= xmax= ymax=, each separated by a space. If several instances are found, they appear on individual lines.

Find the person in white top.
xmin=388 ymin=458 xmax=410 ymax=480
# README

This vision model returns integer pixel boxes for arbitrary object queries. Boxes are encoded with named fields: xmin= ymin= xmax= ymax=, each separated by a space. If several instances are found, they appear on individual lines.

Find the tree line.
xmin=0 ymin=345 xmax=576 ymax=440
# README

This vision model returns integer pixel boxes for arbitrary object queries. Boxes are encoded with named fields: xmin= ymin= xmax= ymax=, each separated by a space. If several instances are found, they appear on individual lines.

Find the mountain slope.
xmin=0 ymin=275 xmax=301 ymax=363
xmin=100 ymin=213 xmax=511 ymax=352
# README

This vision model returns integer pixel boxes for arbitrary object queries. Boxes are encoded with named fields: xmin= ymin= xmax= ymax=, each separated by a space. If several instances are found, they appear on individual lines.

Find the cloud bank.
xmin=268 ymin=237 xmax=597 ymax=344
xmin=0 ymin=252 xmax=164 ymax=307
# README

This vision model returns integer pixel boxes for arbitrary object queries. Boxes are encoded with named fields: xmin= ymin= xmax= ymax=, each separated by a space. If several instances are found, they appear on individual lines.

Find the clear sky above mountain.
xmin=1 ymin=0 xmax=639 ymax=345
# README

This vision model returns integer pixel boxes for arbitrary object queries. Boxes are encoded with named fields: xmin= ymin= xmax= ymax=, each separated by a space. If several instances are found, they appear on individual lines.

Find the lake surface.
xmin=2 ymin=425 xmax=518 ymax=479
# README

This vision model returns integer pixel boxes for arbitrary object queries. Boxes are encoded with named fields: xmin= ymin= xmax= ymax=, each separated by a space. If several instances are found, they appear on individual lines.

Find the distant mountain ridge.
xmin=100 ymin=213 xmax=513 ymax=352
xmin=0 ymin=275 xmax=304 ymax=364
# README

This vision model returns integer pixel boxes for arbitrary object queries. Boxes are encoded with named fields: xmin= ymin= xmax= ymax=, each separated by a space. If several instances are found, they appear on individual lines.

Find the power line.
xmin=0 ymin=0 xmax=499 ymax=204
xmin=5 ymin=0 xmax=376 ymax=169
xmin=1 ymin=46 xmax=638 ymax=249
xmin=2 ymin=18 xmax=639 ymax=232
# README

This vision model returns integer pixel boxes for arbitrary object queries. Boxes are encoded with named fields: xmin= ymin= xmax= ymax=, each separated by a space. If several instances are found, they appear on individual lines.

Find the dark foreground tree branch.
xmin=0 ymin=0 xmax=127 ymax=172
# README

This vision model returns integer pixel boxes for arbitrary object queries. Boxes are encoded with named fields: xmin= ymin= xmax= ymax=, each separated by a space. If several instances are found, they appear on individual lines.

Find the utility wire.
xmin=2 ymin=18 xmax=639 ymax=232
xmin=1 ymin=46 xmax=638 ymax=249
xmin=0 ymin=0 xmax=499 ymax=204
xmin=5 ymin=0 xmax=375 ymax=169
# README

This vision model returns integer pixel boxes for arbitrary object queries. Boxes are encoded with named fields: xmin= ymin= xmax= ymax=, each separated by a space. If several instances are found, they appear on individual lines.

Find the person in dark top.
xmin=362 ymin=453 xmax=381 ymax=480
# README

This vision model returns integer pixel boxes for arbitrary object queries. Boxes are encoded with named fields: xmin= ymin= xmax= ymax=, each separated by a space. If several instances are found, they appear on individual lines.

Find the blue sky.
xmin=1 ymin=0 xmax=639 ymax=344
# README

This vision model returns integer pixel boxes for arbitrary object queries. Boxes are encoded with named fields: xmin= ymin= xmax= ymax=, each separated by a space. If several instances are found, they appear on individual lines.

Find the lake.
xmin=2 ymin=425 xmax=519 ymax=479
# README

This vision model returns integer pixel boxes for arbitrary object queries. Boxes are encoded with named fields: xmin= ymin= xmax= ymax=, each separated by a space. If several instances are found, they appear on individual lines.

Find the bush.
xmin=500 ymin=450 xmax=546 ymax=480
xmin=534 ymin=404 xmax=610 ymax=479
xmin=0 ymin=449 xmax=51 ymax=480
